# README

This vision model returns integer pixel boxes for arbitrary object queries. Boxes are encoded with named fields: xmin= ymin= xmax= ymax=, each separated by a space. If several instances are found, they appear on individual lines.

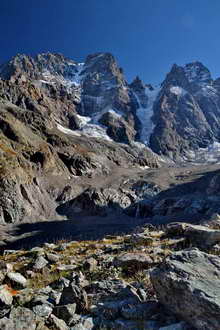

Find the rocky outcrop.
xmin=150 ymin=249 xmax=220 ymax=330
xmin=165 ymin=222 xmax=220 ymax=248
xmin=150 ymin=62 xmax=220 ymax=160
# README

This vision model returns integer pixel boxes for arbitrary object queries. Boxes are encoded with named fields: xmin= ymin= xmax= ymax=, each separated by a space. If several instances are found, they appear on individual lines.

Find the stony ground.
xmin=0 ymin=218 xmax=220 ymax=329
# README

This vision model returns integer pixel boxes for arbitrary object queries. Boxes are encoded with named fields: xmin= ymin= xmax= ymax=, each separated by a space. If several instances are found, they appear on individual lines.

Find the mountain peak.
xmin=184 ymin=61 xmax=212 ymax=83
xmin=161 ymin=64 xmax=189 ymax=89
xmin=130 ymin=76 xmax=145 ymax=92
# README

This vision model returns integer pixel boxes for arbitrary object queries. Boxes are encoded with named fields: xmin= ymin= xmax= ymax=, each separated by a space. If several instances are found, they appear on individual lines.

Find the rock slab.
xmin=150 ymin=248 xmax=220 ymax=330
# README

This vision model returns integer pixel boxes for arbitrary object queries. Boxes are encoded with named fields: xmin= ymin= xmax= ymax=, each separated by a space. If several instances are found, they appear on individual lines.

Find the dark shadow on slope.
xmin=155 ymin=168 xmax=220 ymax=199
xmin=2 ymin=168 xmax=220 ymax=251
xmin=1 ymin=214 xmax=146 ymax=251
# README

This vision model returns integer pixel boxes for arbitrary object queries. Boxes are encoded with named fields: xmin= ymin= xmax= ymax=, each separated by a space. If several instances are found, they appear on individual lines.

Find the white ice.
xmin=135 ymin=86 xmax=160 ymax=145
xmin=57 ymin=124 xmax=81 ymax=136
xmin=170 ymin=86 xmax=187 ymax=96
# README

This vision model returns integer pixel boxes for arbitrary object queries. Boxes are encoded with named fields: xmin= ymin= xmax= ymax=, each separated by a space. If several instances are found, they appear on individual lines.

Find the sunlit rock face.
xmin=150 ymin=61 xmax=220 ymax=161
xmin=1 ymin=53 xmax=220 ymax=160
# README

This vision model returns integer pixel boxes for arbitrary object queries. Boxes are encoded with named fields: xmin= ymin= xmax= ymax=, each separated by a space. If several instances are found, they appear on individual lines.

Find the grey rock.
xmin=120 ymin=300 xmax=159 ymax=320
xmin=49 ymin=314 xmax=68 ymax=330
xmin=103 ymin=318 xmax=159 ymax=330
xmin=88 ymin=279 xmax=127 ymax=297
xmin=33 ymin=304 xmax=53 ymax=318
xmin=116 ymin=286 xmax=142 ymax=302
xmin=46 ymin=253 xmax=60 ymax=263
xmin=0 ymin=285 xmax=13 ymax=317
xmin=49 ymin=290 xmax=62 ymax=305
xmin=166 ymin=222 xmax=220 ymax=248
xmin=7 ymin=271 xmax=27 ymax=288
xmin=59 ymin=283 xmax=88 ymax=313
xmin=9 ymin=307 xmax=39 ymax=330
xmin=53 ymin=304 xmax=76 ymax=324
xmin=70 ymin=316 xmax=95 ymax=330
xmin=3 ymin=250 xmax=18 ymax=256
xmin=56 ymin=264 xmax=77 ymax=271
xmin=114 ymin=252 xmax=153 ymax=269
xmin=131 ymin=234 xmax=154 ymax=245
xmin=71 ymin=271 xmax=89 ymax=288
xmin=30 ymin=294 xmax=53 ymax=308
xmin=151 ymin=248 xmax=220 ymax=330
xmin=83 ymin=257 xmax=98 ymax=272
xmin=0 ymin=317 xmax=14 ymax=330
xmin=185 ymin=224 xmax=220 ymax=248
xmin=159 ymin=321 xmax=189 ymax=330
xmin=92 ymin=301 xmax=120 ymax=320
xmin=30 ymin=247 xmax=45 ymax=256
xmin=0 ymin=285 xmax=13 ymax=306
xmin=33 ymin=256 xmax=49 ymax=270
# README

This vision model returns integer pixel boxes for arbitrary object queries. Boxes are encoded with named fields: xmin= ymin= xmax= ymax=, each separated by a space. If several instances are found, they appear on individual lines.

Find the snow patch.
xmin=135 ymin=86 xmax=160 ymax=145
xmin=57 ymin=124 xmax=81 ymax=136
xmin=170 ymin=86 xmax=187 ymax=96
xmin=75 ymin=114 xmax=91 ymax=128
xmin=40 ymin=62 xmax=85 ymax=92
xmin=107 ymin=109 xmax=123 ymax=119
xmin=57 ymin=115 xmax=112 ymax=141
xmin=81 ymin=124 xmax=112 ymax=141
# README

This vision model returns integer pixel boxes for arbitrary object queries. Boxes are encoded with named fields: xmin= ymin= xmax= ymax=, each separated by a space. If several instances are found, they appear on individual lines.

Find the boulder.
xmin=0 ymin=285 xmax=14 ymax=317
xmin=120 ymin=300 xmax=159 ymax=320
xmin=150 ymin=248 xmax=220 ymax=329
xmin=69 ymin=316 xmax=95 ymax=330
xmin=83 ymin=257 xmax=98 ymax=272
xmin=32 ymin=304 xmax=53 ymax=318
xmin=33 ymin=256 xmax=48 ymax=270
xmin=0 ymin=317 xmax=14 ymax=330
xmin=53 ymin=304 xmax=76 ymax=324
xmin=46 ymin=253 xmax=60 ymax=263
xmin=166 ymin=222 xmax=220 ymax=248
xmin=114 ymin=252 xmax=153 ymax=270
xmin=49 ymin=314 xmax=68 ymax=330
xmin=59 ymin=283 xmax=88 ymax=313
xmin=185 ymin=224 xmax=220 ymax=248
xmin=7 ymin=272 xmax=27 ymax=289
xmin=9 ymin=307 xmax=40 ymax=330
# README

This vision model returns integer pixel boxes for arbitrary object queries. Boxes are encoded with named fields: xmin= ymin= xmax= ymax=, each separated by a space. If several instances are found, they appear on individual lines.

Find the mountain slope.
xmin=150 ymin=62 xmax=220 ymax=160
xmin=1 ymin=53 xmax=220 ymax=161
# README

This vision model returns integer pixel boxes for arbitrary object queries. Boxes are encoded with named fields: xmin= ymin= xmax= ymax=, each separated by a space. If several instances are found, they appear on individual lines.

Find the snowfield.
xmin=135 ymin=86 xmax=160 ymax=145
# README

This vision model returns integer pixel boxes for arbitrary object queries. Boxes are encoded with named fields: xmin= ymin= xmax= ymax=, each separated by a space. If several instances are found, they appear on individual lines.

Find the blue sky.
xmin=1 ymin=0 xmax=220 ymax=84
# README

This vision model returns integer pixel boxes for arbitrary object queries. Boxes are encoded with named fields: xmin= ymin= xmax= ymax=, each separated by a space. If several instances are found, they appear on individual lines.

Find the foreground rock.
xmin=166 ymin=222 xmax=220 ymax=248
xmin=150 ymin=248 xmax=220 ymax=330
xmin=114 ymin=252 xmax=153 ymax=270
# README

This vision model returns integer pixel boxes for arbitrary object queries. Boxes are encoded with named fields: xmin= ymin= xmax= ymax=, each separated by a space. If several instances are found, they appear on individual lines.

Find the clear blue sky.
xmin=1 ymin=0 xmax=220 ymax=84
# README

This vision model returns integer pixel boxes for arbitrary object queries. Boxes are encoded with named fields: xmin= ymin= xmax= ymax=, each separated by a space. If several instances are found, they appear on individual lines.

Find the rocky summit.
xmin=1 ymin=51 xmax=220 ymax=329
